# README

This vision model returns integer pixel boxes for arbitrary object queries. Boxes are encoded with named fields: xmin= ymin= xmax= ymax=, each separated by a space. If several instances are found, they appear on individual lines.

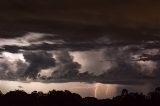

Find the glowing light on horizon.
xmin=94 ymin=83 xmax=119 ymax=99
xmin=94 ymin=83 xmax=100 ymax=98
xmin=0 ymin=80 xmax=153 ymax=99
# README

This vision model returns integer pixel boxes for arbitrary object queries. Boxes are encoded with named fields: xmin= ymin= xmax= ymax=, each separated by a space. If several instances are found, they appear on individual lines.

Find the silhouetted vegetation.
xmin=0 ymin=87 xmax=160 ymax=106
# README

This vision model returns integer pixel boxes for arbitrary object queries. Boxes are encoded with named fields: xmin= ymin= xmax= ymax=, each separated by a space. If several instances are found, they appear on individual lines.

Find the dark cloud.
xmin=23 ymin=51 xmax=55 ymax=79
xmin=0 ymin=39 xmax=140 ymax=52
xmin=49 ymin=50 xmax=81 ymax=79
xmin=2 ymin=45 xmax=20 ymax=53
xmin=0 ymin=47 xmax=159 ymax=85
xmin=98 ymin=47 xmax=148 ymax=79
xmin=37 ymin=46 xmax=159 ymax=84
xmin=0 ymin=32 xmax=160 ymax=85
xmin=0 ymin=50 xmax=80 ymax=81
xmin=0 ymin=0 xmax=160 ymax=42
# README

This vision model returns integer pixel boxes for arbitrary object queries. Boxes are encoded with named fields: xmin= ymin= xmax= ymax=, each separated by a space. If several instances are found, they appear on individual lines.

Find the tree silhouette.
xmin=0 ymin=88 xmax=160 ymax=106
xmin=0 ymin=90 xmax=3 ymax=96
xmin=121 ymin=89 xmax=128 ymax=96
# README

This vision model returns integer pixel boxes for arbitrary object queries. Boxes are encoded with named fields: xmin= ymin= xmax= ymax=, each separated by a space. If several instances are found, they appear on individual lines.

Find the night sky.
xmin=0 ymin=0 xmax=160 ymax=99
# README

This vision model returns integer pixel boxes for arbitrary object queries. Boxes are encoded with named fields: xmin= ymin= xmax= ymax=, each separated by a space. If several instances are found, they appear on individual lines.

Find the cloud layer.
xmin=1 ymin=0 xmax=160 ymax=85
xmin=0 ymin=32 xmax=160 ymax=85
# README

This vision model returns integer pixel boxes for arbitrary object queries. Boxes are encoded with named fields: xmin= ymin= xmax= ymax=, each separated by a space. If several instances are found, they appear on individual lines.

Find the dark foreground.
xmin=0 ymin=88 xmax=160 ymax=106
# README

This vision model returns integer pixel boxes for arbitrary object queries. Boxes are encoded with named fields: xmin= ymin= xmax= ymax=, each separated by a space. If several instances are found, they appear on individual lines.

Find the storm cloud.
xmin=0 ymin=30 xmax=160 ymax=85
xmin=0 ymin=0 xmax=160 ymax=86
xmin=50 ymin=50 xmax=81 ymax=80
xmin=23 ymin=51 xmax=55 ymax=79
xmin=1 ymin=0 xmax=160 ymax=42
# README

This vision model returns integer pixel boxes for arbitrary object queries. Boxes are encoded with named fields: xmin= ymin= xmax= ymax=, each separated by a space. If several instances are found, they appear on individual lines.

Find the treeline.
xmin=0 ymin=87 xmax=160 ymax=106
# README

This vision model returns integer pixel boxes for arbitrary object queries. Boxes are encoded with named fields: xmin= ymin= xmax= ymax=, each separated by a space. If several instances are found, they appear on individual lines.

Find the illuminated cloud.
xmin=0 ymin=52 xmax=29 ymax=80
xmin=0 ymin=34 xmax=160 ymax=85
xmin=71 ymin=50 xmax=111 ymax=75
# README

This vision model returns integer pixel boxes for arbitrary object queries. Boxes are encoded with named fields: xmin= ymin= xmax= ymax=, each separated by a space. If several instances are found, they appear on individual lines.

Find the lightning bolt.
xmin=94 ymin=83 xmax=100 ymax=98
